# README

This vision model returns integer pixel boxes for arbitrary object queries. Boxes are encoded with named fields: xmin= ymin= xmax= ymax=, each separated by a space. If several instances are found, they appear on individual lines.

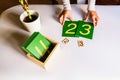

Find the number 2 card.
xmin=62 ymin=21 xmax=78 ymax=37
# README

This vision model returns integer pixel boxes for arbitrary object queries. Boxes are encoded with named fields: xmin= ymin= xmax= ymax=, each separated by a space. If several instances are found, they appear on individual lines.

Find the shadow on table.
xmin=52 ymin=5 xmax=62 ymax=23
xmin=1 ymin=11 xmax=28 ymax=31
xmin=0 ymin=29 xmax=29 ymax=57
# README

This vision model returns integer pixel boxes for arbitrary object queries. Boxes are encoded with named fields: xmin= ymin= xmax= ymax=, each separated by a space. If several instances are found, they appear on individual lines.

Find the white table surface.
xmin=0 ymin=4 xmax=120 ymax=80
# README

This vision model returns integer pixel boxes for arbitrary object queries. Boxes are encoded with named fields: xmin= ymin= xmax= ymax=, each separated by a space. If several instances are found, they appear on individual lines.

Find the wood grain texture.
xmin=96 ymin=0 xmax=120 ymax=5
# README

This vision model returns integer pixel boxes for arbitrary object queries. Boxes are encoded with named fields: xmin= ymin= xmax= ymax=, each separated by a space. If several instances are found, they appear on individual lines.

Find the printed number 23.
xmin=65 ymin=23 xmax=91 ymax=35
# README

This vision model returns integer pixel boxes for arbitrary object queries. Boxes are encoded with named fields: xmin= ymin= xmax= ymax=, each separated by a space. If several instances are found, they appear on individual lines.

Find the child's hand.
xmin=84 ymin=10 xmax=99 ymax=26
xmin=58 ymin=10 xmax=73 ymax=25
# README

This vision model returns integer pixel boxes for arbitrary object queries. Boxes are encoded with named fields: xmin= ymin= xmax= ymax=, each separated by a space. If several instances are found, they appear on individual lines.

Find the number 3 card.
xmin=62 ymin=20 xmax=94 ymax=39
xmin=75 ymin=21 xmax=94 ymax=39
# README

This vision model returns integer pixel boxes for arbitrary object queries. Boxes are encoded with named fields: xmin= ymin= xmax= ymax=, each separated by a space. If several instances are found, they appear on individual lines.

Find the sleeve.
xmin=62 ymin=0 xmax=71 ymax=10
xmin=87 ymin=0 xmax=96 ymax=11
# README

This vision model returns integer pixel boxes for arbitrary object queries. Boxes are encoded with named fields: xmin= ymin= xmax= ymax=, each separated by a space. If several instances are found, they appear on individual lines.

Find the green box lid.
xmin=21 ymin=32 xmax=51 ymax=59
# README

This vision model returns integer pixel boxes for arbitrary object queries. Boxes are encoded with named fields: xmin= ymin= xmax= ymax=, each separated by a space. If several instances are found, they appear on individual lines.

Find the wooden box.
xmin=21 ymin=32 xmax=59 ymax=69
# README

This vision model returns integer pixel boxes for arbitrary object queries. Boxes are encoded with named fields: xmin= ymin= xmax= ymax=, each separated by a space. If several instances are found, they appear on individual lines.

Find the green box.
xmin=62 ymin=21 xmax=78 ymax=37
xmin=75 ymin=21 xmax=94 ymax=39
xmin=21 ymin=32 xmax=51 ymax=59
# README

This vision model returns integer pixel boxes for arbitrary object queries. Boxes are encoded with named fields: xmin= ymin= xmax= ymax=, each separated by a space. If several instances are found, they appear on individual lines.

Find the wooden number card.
xmin=62 ymin=20 xmax=94 ymax=39
xmin=21 ymin=32 xmax=51 ymax=59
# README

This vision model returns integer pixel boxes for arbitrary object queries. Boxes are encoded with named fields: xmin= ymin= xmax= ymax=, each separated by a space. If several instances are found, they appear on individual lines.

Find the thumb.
xmin=68 ymin=15 xmax=73 ymax=21
xmin=62 ymin=14 xmax=67 ymax=25
xmin=83 ymin=13 xmax=89 ymax=21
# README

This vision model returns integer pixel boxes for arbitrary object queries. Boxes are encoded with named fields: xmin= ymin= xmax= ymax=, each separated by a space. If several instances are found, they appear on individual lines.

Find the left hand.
xmin=58 ymin=10 xmax=73 ymax=25
xmin=84 ymin=10 xmax=99 ymax=26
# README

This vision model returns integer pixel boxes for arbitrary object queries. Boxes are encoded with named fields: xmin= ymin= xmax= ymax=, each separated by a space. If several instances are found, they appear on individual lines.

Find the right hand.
xmin=84 ymin=10 xmax=99 ymax=26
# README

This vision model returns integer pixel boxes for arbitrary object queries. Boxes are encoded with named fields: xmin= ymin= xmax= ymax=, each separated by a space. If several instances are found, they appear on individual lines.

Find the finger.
xmin=94 ymin=18 xmax=98 ymax=26
xmin=68 ymin=15 xmax=73 ymax=21
xmin=95 ymin=16 xmax=99 ymax=26
xmin=59 ymin=15 xmax=63 ymax=25
xmin=84 ymin=13 xmax=89 ymax=21
xmin=92 ymin=15 xmax=99 ymax=26
xmin=93 ymin=15 xmax=99 ymax=26
xmin=58 ymin=14 xmax=61 ymax=21
xmin=92 ymin=16 xmax=96 ymax=26
xmin=62 ymin=14 xmax=67 ymax=25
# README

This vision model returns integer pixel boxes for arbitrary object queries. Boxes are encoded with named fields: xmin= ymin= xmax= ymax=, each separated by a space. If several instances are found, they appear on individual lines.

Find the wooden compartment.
xmin=26 ymin=37 xmax=59 ymax=69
